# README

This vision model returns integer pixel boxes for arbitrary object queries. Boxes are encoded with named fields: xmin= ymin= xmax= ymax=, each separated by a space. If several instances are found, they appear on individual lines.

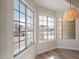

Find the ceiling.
xmin=33 ymin=0 xmax=70 ymax=12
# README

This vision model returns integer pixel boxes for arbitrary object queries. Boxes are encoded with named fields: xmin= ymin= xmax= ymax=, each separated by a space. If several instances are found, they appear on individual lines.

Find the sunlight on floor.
xmin=48 ymin=56 xmax=54 ymax=59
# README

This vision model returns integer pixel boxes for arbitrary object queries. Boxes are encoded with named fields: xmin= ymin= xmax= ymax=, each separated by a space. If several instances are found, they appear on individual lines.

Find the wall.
xmin=57 ymin=12 xmax=79 ymax=50
xmin=23 ymin=0 xmax=37 ymax=11
xmin=57 ymin=40 xmax=79 ymax=50
xmin=36 ymin=40 xmax=57 ymax=54
xmin=0 ymin=0 xmax=13 ymax=59
xmin=36 ymin=5 xmax=57 ymax=17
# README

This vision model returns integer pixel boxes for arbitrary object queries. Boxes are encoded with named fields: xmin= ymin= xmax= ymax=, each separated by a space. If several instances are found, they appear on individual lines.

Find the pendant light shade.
xmin=63 ymin=0 xmax=79 ymax=21
xmin=64 ymin=7 xmax=79 ymax=21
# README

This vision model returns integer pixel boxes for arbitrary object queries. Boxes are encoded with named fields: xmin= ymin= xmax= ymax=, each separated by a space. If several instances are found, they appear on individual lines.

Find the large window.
xmin=39 ymin=15 xmax=55 ymax=42
xmin=57 ymin=17 xmax=76 ymax=39
xmin=13 ymin=0 xmax=34 ymax=55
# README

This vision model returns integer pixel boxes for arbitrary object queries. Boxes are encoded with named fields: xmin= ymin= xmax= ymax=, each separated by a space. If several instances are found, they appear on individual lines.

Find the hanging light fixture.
xmin=63 ymin=0 xmax=79 ymax=21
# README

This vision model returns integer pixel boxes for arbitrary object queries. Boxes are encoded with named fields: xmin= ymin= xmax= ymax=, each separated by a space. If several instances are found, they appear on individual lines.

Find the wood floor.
xmin=35 ymin=48 xmax=79 ymax=59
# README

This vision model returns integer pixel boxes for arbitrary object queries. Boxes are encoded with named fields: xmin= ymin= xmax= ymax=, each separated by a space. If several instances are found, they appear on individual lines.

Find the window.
xmin=57 ymin=17 xmax=76 ymax=39
xmin=13 ymin=0 xmax=34 ymax=55
xmin=39 ymin=15 xmax=55 ymax=42
xmin=26 ymin=8 xmax=34 ymax=48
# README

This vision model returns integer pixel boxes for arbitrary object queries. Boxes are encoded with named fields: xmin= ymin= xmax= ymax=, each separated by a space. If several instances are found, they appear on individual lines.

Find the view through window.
xmin=13 ymin=0 xmax=34 ymax=55
xmin=39 ymin=15 xmax=55 ymax=42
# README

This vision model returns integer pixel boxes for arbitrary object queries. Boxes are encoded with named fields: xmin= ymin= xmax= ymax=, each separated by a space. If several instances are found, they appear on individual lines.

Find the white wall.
xmin=57 ymin=12 xmax=79 ymax=50
xmin=57 ymin=40 xmax=79 ymax=50
xmin=22 ymin=0 xmax=37 ymax=11
xmin=0 ymin=0 xmax=13 ymax=59
xmin=36 ymin=5 xmax=57 ymax=17
xmin=36 ymin=40 xmax=57 ymax=54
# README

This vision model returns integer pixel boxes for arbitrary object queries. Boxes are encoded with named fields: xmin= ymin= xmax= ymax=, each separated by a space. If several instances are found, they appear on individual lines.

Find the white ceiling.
xmin=33 ymin=0 xmax=70 ymax=12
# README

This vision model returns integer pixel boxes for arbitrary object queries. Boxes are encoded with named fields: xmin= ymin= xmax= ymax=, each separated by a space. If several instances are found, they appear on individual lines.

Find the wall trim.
xmin=57 ymin=47 xmax=79 ymax=51
xmin=36 ymin=47 xmax=56 ymax=55
xmin=36 ymin=46 xmax=79 ymax=56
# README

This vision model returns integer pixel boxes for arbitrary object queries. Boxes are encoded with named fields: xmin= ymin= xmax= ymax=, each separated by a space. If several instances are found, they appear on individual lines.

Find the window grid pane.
xmin=58 ymin=17 xmax=63 ymax=39
xmin=14 ymin=0 xmax=34 ymax=55
xmin=20 ymin=2 xmax=25 ymax=14
xmin=14 ymin=0 xmax=19 ymax=10
xmin=39 ymin=15 xmax=55 ymax=42
xmin=26 ymin=8 xmax=34 ymax=48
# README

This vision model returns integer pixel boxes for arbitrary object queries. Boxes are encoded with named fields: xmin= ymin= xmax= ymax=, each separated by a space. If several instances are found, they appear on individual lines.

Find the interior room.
xmin=0 ymin=0 xmax=79 ymax=59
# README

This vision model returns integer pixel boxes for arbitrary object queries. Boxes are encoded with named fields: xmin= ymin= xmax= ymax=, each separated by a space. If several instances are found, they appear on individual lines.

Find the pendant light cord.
xmin=70 ymin=0 xmax=71 ymax=8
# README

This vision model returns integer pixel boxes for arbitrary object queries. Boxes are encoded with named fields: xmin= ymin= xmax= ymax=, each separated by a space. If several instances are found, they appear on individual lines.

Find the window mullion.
xmin=32 ymin=12 xmax=34 ymax=44
xmin=51 ymin=18 xmax=52 ymax=40
xmin=47 ymin=17 xmax=48 ymax=41
xmin=25 ymin=6 xmax=27 ymax=49
xmin=62 ymin=18 xmax=63 ymax=39
xmin=18 ymin=0 xmax=20 ymax=52
xmin=42 ymin=16 xmax=43 ymax=41
xmin=30 ymin=12 xmax=31 ymax=45
xmin=25 ymin=6 xmax=27 ymax=48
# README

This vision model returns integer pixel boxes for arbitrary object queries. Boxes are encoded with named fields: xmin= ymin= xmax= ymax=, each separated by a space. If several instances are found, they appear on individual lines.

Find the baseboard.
xmin=36 ymin=47 xmax=56 ymax=55
xmin=36 ymin=47 xmax=79 ymax=56
xmin=57 ymin=47 xmax=79 ymax=51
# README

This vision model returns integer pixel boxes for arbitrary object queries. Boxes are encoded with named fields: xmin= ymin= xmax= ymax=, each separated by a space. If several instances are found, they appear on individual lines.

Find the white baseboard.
xmin=57 ymin=47 xmax=79 ymax=51
xmin=36 ymin=47 xmax=56 ymax=55
xmin=36 ymin=47 xmax=79 ymax=56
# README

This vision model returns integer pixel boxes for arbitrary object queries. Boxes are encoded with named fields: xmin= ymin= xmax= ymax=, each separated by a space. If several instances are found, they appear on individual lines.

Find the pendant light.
xmin=63 ymin=0 xmax=79 ymax=21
